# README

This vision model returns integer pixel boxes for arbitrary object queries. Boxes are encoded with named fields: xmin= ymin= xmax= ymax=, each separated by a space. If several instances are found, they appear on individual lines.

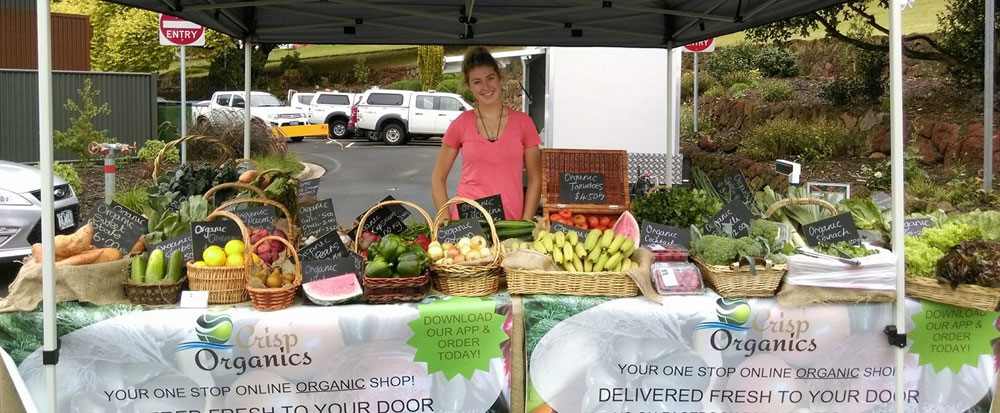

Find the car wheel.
xmin=291 ymin=137 xmax=304 ymax=143
xmin=328 ymin=119 xmax=349 ymax=139
xmin=366 ymin=130 xmax=381 ymax=142
xmin=382 ymin=124 xmax=408 ymax=145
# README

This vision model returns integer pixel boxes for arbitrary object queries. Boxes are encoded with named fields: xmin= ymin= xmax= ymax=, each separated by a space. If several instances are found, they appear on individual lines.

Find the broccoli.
xmin=749 ymin=220 xmax=779 ymax=241
xmin=694 ymin=235 xmax=766 ymax=265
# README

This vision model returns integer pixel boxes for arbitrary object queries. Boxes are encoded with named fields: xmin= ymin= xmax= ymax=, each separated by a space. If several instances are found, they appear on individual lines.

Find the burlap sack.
xmin=776 ymin=284 xmax=896 ymax=308
xmin=0 ymin=258 xmax=131 ymax=313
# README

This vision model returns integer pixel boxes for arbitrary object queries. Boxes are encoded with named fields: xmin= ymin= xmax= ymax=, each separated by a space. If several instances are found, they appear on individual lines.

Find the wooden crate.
xmin=541 ymin=149 xmax=630 ymax=220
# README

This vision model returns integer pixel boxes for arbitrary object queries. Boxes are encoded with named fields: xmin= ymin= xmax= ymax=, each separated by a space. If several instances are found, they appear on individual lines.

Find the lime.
xmin=224 ymin=240 xmax=246 ymax=257
xmin=203 ymin=246 xmax=227 ymax=267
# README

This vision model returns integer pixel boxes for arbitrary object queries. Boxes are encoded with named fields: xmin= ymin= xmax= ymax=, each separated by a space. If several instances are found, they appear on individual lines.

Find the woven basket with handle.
xmin=214 ymin=197 xmax=301 ymax=248
xmin=186 ymin=210 xmax=251 ymax=304
xmin=906 ymin=276 xmax=1000 ymax=312
xmin=122 ymin=276 xmax=187 ymax=305
xmin=430 ymin=197 xmax=503 ymax=297
xmin=354 ymin=200 xmax=432 ymax=303
xmin=203 ymin=182 xmax=267 ymax=205
xmin=152 ymin=135 xmax=234 ymax=181
xmin=246 ymin=236 xmax=302 ymax=311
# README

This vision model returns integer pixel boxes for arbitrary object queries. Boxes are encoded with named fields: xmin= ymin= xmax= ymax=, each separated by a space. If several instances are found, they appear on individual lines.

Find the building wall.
xmin=0 ymin=1 xmax=92 ymax=71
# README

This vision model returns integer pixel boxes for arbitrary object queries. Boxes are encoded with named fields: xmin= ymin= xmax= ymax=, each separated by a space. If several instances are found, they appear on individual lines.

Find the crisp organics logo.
xmin=695 ymin=298 xmax=750 ymax=332
xmin=176 ymin=314 xmax=234 ymax=351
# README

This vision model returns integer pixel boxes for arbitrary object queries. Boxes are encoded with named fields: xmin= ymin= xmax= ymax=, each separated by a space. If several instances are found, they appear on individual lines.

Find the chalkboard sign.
xmin=803 ymin=213 xmax=861 ymax=246
xmin=301 ymin=252 xmax=364 ymax=284
xmin=550 ymin=222 xmax=588 ymax=239
xmin=714 ymin=171 xmax=754 ymax=207
xmin=437 ymin=218 xmax=487 ymax=244
xmin=191 ymin=219 xmax=243 ymax=258
xmin=300 ymin=199 xmax=338 ymax=240
xmin=640 ymin=220 xmax=691 ymax=248
xmin=167 ymin=194 xmax=185 ymax=212
xmin=560 ymin=173 xmax=606 ymax=204
xmin=708 ymin=200 xmax=754 ymax=238
xmin=872 ymin=192 xmax=892 ymax=211
xmin=88 ymin=201 xmax=148 ymax=255
xmin=229 ymin=205 xmax=276 ymax=231
xmin=299 ymin=230 xmax=349 ymax=261
xmin=150 ymin=233 xmax=194 ymax=262
xmin=357 ymin=208 xmax=407 ymax=238
xmin=904 ymin=218 xmax=933 ymax=236
xmin=457 ymin=194 xmax=506 ymax=221
xmin=299 ymin=179 xmax=320 ymax=204
xmin=381 ymin=196 xmax=411 ymax=219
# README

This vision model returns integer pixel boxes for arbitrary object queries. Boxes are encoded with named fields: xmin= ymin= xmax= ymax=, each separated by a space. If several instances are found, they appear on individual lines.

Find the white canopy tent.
xmin=32 ymin=0 xmax=998 ymax=412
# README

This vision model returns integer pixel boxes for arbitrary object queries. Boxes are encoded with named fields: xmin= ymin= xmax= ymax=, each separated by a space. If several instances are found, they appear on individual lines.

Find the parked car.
xmin=192 ymin=91 xmax=311 ymax=142
xmin=304 ymin=91 xmax=357 ymax=139
xmin=289 ymin=91 xmax=315 ymax=111
xmin=354 ymin=89 xmax=473 ymax=145
xmin=0 ymin=161 xmax=79 ymax=263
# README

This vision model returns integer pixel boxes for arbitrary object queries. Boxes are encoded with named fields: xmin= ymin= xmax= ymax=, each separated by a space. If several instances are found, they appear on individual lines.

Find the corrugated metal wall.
xmin=0 ymin=0 xmax=92 ymax=71
xmin=0 ymin=69 xmax=158 ymax=163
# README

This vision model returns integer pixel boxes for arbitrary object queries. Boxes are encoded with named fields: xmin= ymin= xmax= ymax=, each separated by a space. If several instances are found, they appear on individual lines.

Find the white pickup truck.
xmin=296 ymin=91 xmax=357 ymax=140
xmin=193 ymin=91 xmax=313 ymax=142
xmin=354 ymin=89 xmax=472 ymax=145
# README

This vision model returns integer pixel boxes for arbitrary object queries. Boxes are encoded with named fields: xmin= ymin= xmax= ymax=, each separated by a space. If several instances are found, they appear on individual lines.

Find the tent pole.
xmin=889 ymin=1 xmax=906 ymax=412
xmin=36 ymin=0 xmax=58 ymax=410
xmin=244 ymin=39 xmax=252 ymax=160
xmin=986 ymin=0 xmax=995 ymax=191
xmin=666 ymin=47 xmax=676 ymax=186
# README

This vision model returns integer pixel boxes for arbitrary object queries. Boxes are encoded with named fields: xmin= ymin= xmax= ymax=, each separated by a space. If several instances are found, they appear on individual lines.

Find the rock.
xmin=930 ymin=122 xmax=960 ymax=153
xmin=858 ymin=110 xmax=879 ymax=132
xmin=913 ymin=120 xmax=935 ymax=139
xmin=869 ymin=126 xmax=891 ymax=154
xmin=913 ymin=137 xmax=941 ymax=165
xmin=697 ymin=136 xmax=719 ymax=152
xmin=936 ymin=201 xmax=957 ymax=213
xmin=869 ymin=152 xmax=888 ymax=159
xmin=840 ymin=112 xmax=858 ymax=130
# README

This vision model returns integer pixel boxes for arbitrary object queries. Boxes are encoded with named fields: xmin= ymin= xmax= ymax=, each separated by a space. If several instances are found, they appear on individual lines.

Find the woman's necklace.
xmin=476 ymin=105 xmax=504 ymax=141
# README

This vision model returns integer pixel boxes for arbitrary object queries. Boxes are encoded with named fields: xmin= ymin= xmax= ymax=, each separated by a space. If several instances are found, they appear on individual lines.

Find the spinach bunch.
xmin=631 ymin=186 xmax=722 ymax=228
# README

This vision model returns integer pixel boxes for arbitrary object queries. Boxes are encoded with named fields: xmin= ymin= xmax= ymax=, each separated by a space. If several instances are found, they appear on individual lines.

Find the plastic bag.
xmin=786 ymin=244 xmax=896 ymax=290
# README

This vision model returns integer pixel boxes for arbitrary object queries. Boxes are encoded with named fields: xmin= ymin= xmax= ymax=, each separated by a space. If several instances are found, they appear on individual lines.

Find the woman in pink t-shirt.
xmin=431 ymin=47 xmax=542 ymax=220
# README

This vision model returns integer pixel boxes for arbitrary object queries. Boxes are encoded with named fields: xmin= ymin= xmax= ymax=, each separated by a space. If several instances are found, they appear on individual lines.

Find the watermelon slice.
xmin=612 ymin=211 xmax=640 ymax=244
xmin=303 ymin=273 xmax=362 ymax=305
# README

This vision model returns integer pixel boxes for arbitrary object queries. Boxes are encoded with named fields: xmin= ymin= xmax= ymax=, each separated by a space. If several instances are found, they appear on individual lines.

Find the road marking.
xmin=400 ymin=169 xmax=420 ymax=177
xmin=346 ymin=142 xmax=355 ymax=148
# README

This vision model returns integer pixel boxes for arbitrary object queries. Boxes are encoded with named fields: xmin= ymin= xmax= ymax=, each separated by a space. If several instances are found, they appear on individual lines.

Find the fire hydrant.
xmin=88 ymin=142 xmax=134 ymax=204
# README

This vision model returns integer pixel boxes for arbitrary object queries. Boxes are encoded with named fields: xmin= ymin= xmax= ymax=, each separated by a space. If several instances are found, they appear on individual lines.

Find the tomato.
xmin=600 ymin=216 xmax=612 ymax=227
xmin=573 ymin=214 xmax=587 ymax=227
xmin=587 ymin=216 xmax=599 ymax=228
xmin=558 ymin=208 xmax=573 ymax=219
xmin=549 ymin=213 xmax=562 ymax=223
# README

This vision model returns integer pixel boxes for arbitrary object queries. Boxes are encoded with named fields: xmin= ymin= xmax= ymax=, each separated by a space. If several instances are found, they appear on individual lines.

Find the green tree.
xmin=205 ymin=39 xmax=278 ymax=90
xmin=54 ymin=79 xmax=115 ymax=162
xmin=51 ymin=0 xmax=173 ymax=72
xmin=417 ymin=46 xmax=445 ymax=90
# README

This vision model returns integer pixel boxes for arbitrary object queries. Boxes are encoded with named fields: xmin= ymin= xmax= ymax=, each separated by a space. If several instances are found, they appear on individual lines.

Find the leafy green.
xmin=0 ymin=302 xmax=141 ymax=364
xmin=631 ymin=186 xmax=722 ymax=228
xmin=749 ymin=220 xmax=779 ymax=241
xmin=155 ymin=162 xmax=239 ymax=198
xmin=920 ymin=223 xmax=981 ymax=252
xmin=814 ymin=242 xmax=875 ymax=258
xmin=758 ymin=186 xmax=836 ymax=247
xmin=144 ymin=195 xmax=209 ymax=244
xmin=691 ymin=232 xmax=766 ymax=266
xmin=948 ymin=210 xmax=1000 ymax=240
xmin=905 ymin=236 xmax=944 ymax=278
xmin=837 ymin=198 xmax=890 ymax=233
xmin=522 ymin=295 xmax=610 ymax=359
xmin=937 ymin=240 xmax=1000 ymax=288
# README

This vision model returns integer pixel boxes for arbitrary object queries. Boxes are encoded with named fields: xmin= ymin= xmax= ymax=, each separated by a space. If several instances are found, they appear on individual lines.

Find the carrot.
xmin=130 ymin=236 xmax=146 ymax=255
xmin=54 ymin=223 xmax=93 ymax=257
xmin=55 ymin=248 xmax=104 ymax=267
xmin=90 ymin=248 xmax=122 ymax=264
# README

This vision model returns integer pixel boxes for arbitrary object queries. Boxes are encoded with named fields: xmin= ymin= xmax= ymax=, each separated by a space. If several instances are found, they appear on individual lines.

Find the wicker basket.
xmin=506 ymin=266 xmax=638 ymax=297
xmin=152 ymin=135 xmax=234 ymax=181
xmin=246 ymin=236 xmax=302 ymax=311
xmin=430 ymin=197 xmax=503 ymax=297
xmin=186 ymin=210 xmax=251 ymax=304
xmin=203 ymin=182 xmax=268 ymax=205
xmin=214 ymin=197 xmax=301 ymax=248
xmin=906 ymin=276 xmax=1000 ymax=312
xmin=693 ymin=256 xmax=786 ymax=298
xmin=541 ymin=149 xmax=630 ymax=221
xmin=122 ymin=276 xmax=187 ymax=305
xmin=354 ymin=199 xmax=432 ymax=303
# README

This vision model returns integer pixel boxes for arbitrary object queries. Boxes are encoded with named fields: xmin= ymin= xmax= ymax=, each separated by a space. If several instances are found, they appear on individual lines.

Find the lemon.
xmin=224 ymin=240 xmax=246 ymax=257
xmin=252 ymin=253 xmax=260 ymax=264
xmin=225 ymin=254 xmax=245 ymax=267
xmin=193 ymin=261 xmax=207 ymax=267
xmin=203 ymin=246 xmax=227 ymax=267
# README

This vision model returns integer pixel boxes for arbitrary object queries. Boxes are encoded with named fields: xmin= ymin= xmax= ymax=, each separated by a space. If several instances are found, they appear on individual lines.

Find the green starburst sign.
xmin=407 ymin=297 xmax=509 ymax=380
xmin=909 ymin=300 xmax=999 ymax=373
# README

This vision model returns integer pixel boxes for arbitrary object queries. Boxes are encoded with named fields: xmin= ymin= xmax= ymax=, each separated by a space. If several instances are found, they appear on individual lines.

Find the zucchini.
xmin=130 ymin=255 xmax=146 ymax=283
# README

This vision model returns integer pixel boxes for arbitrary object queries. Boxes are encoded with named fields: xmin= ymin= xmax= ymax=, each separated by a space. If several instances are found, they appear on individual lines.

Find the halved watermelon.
xmin=303 ymin=273 xmax=362 ymax=305
xmin=612 ymin=211 xmax=640 ymax=244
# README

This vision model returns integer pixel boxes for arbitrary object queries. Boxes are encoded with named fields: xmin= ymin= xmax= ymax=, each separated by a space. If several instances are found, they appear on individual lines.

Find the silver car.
xmin=0 ymin=161 xmax=80 ymax=263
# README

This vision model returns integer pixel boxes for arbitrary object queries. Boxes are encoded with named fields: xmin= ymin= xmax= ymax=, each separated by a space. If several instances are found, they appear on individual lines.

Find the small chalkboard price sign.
xmin=803 ymin=213 xmax=861 ymax=247
xmin=88 ymin=201 xmax=148 ymax=255
xmin=457 ymin=194 xmax=506 ymax=221
xmin=191 ymin=219 xmax=243 ymax=258
xmin=550 ymin=222 xmax=588 ymax=239
xmin=301 ymin=252 xmax=364 ymax=284
xmin=904 ymin=218 xmax=933 ymax=236
xmin=714 ymin=171 xmax=754 ymax=207
xmin=381 ymin=196 xmax=411 ymax=219
xmin=229 ymin=205 xmax=276 ymax=231
xmin=357 ymin=208 xmax=407 ymax=238
xmin=299 ymin=230 xmax=349 ymax=261
xmin=437 ymin=218 xmax=487 ymax=244
xmin=872 ymin=192 xmax=892 ymax=211
xmin=708 ymin=200 xmax=754 ymax=238
xmin=298 ymin=178 xmax=321 ymax=202
xmin=640 ymin=220 xmax=691 ymax=248
xmin=167 ymin=194 xmax=185 ymax=212
xmin=151 ymin=233 xmax=194 ymax=262
xmin=560 ymin=173 xmax=606 ymax=204
xmin=300 ymin=199 xmax=338 ymax=240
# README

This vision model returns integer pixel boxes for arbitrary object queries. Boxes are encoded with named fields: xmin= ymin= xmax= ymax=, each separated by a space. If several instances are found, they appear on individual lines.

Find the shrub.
xmin=821 ymin=78 xmax=858 ymax=106
xmin=388 ymin=79 xmax=423 ymax=91
xmin=54 ymin=79 xmax=114 ymax=162
xmin=729 ymin=83 xmax=752 ymax=99
xmin=681 ymin=71 xmax=718 ymax=100
xmin=353 ymin=56 xmax=370 ymax=86
xmin=702 ymin=85 xmax=727 ymax=100
xmin=188 ymin=111 xmax=288 ymax=159
xmin=114 ymin=184 xmax=151 ymax=213
xmin=252 ymin=153 xmax=304 ymax=175
xmin=720 ymin=70 xmax=763 ymax=88
xmin=755 ymin=46 xmax=799 ymax=78
xmin=680 ymin=105 xmax=715 ymax=137
xmin=820 ymin=49 xmax=886 ymax=105
xmin=137 ymin=139 xmax=179 ymax=164
xmin=52 ymin=162 xmax=82 ymax=195
xmin=706 ymin=42 xmax=799 ymax=79
xmin=436 ymin=79 xmax=475 ymax=103
xmin=741 ymin=119 xmax=862 ymax=162
xmin=278 ymin=51 xmax=314 ymax=84
xmin=859 ymin=144 xmax=928 ymax=191
xmin=758 ymin=79 xmax=794 ymax=102
xmin=417 ymin=46 xmax=445 ymax=90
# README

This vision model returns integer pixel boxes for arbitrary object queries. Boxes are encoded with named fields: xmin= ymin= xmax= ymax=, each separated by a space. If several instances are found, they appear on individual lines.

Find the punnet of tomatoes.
xmin=548 ymin=208 xmax=614 ymax=231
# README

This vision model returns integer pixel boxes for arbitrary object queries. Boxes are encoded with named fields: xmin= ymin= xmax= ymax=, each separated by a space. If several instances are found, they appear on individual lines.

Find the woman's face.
xmin=466 ymin=65 xmax=502 ymax=106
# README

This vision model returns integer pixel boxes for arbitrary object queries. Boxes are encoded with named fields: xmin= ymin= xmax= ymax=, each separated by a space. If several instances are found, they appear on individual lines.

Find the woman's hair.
xmin=461 ymin=46 xmax=502 ymax=86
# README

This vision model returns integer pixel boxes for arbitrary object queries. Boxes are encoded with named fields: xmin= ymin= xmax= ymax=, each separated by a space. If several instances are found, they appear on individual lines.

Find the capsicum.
xmin=365 ymin=259 xmax=392 ymax=278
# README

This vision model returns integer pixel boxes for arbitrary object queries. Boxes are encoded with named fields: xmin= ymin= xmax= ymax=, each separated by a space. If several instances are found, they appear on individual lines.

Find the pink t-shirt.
xmin=442 ymin=109 xmax=541 ymax=220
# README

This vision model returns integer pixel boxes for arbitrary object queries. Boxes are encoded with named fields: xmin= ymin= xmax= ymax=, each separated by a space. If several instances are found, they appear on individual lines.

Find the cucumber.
xmin=493 ymin=220 xmax=536 ymax=230
xmin=130 ymin=255 xmax=146 ymax=283
xmin=495 ymin=227 xmax=534 ymax=240
xmin=165 ymin=250 xmax=184 ymax=283
xmin=145 ymin=249 xmax=165 ymax=283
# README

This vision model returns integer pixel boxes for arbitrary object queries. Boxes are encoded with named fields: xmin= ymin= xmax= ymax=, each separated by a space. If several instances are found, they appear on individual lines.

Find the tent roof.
xmin=109 ymin=0 xmax=847 ymax=48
